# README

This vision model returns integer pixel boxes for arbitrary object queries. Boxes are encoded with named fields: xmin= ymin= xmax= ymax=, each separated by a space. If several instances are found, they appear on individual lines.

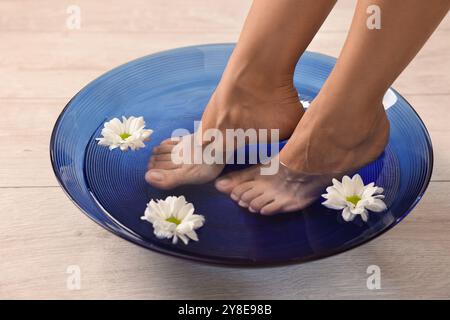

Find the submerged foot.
xmin=215 ymin=157 xmax=337 ymax=215
xmin=216 ymin=96 xmax=390 ymax=215
xmin=145 ymin=135 xmax=225 ymax=190
xmin=146 ymin=70 xmax=304 ymax=190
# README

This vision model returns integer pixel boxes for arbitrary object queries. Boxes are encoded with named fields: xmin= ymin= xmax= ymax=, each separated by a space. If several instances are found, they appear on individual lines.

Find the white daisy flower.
xmin=322 ymin=174 xmax=387 ymax=222
xmin=96 ymin=116 xmax=153 ymax=151
xmin=141 ymin=196 xmax=205 ymax=245
xmin=300 ymin=100 xmax=311 ymax=108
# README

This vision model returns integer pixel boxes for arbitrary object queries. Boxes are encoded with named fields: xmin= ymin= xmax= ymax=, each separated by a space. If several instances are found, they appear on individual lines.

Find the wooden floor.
xmin=1 ymin=0 xmax=449 ymax=299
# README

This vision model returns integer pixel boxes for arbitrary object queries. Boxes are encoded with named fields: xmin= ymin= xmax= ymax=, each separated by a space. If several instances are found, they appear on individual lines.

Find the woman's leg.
xmin=217 ymin=0 xmax=449 ymax=214
xmin=146 ymin=0 xmax=336 ymax=189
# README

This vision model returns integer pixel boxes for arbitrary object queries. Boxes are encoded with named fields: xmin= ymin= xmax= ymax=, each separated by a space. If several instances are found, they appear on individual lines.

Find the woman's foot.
xmin=215 ymin=95 xmax=390 ymax=215
xmin=145 ymin=135 xmax=225 ymax=189
xmin=145 ymin=69 xmax=305 ymax=190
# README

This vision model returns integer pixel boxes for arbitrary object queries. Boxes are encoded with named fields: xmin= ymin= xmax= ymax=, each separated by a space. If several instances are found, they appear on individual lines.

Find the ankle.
xmin=221 ymin=52 xmax=295 ymax=94
xmin=217 ymin=68 xmax=297 ymax=107
xmin=313 ymin=88 xmax=387 ymax=128
xmin=279 ymin=96 xmax=389 ymax=174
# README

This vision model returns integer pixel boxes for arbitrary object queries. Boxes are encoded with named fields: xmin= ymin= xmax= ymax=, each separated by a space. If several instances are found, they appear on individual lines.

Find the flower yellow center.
xmin=166 ymin=217 xmax=181 ymax=225
xmin=346 ymin=195 xmax=361 ymax=206
xmin=120 ymin=133 xmax=132 ymax=140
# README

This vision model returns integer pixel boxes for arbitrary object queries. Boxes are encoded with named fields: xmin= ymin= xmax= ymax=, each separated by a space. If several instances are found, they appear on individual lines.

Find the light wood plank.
xmin=407 ymin=94 xmax=450 ymax=181
xmin=0 ymin=183 xmax=449 ymax=299
xmin=0 ymin=0 xmax=353 ymax=33
xmin=1 ymin=0 xmax=448 ymax=33
xmin=0 ymin=0 xmax=251 ymax=33
xmin=0 ymin=99 xmax=64 ymax=187
xmin=0 ymin=27 xmax=448 ymax=99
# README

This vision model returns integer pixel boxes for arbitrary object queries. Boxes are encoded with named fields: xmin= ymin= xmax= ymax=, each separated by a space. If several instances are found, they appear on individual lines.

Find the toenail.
xmin=238 ymin=200 xmax=248 ymax=208
xmin=148 ymin=171 xmax=164 ymax=181
xmin=249 ymin=207 xmax=257 ymax=213
xmin=216 ymin=178 xmax=230 ymax=187
xmin=231 ymin=193 xmax=238 ymax=201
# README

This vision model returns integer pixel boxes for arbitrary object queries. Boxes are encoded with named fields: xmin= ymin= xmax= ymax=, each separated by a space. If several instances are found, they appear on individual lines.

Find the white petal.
xmin=325 ymin=187 xmax=344 ymax=199
xmin=322 ymin=199 xmax=346 ymax=210
xmin=142 ymin=129 xmax=153 ymax=139
xmin=361 ymin=210 xmax=369 ymax=222
xmin=301 ymin=100 xmax=311 ymax=108
xmin=177 ymin=233 xmax=189 ymax=245
xmin=352 ymin=174 xmax=365 ymax=195
xmin=107 ymin=118 xmax=124 ymax=133
xmin=341 ymin=176 xmax=354 ymax=196
xmin=189 ymin=214 xmax=205 ymax=228
xmin=128 ymin=117 xmax=140 ymax=133
xmin=325 ymin=186 xmax=335 ymax=194
xmin=366 ymin=198 xmax=387 ymax=212
xmin=350 ymin=205 xmax=366 ymax=215
xmin=375 ymin=187 xmax=384 ymax=194
xmin=186 ymin=231 xmax=199 ymax=242
xmin=331 ymin=179 xmax=346 ymax=196
xmin=157 ymin=201 xmax=171 ymax=219
xmin=177 ymin=204 xmax=194 ymax=221
xmin=342 ymin=207 xmax=354 ymax=221
xmin=153 ymin=226 xmax=173 ymax=240
xmin=173 ymin=196 xmax=186 ymax=215
xmin=362 ymin=182 xmax=376 ymax=195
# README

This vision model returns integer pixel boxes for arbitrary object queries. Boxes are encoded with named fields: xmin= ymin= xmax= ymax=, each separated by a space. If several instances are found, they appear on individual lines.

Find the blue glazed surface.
xmin=50 ymin=44 xmax=433 ymax=266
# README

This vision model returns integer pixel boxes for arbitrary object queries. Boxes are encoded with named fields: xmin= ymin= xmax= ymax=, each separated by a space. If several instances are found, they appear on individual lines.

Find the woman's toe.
xmin=145 ymin=169 xmax=182 ymax=190
xmin=152 ymin=144 xmax=175 ymax=155
xmin=150 ymin=160 xmax=181 ymax=170
xmin=240 ymin=186 xmax=264 ymax=204
xmin=260 ymin=199 xmax=285 ymax=215
xmin=147 ymin=159 xmax=155 ymax=170
xmin=238 ymin=200 xmax=249 ymax=208
xmin=151 ymin=153 xmax=173 ymax=162
xmin=215 ymin=167 xmax=258 ymax=193
xmin=282 ymin=197 xmax=313 ymax=213
xmin=249 ymin=193 xmax=275 ymax=213
xmin=148 ymin=152 xmax=175 ymax=169
xmin=230 ymin=181 xmax=255 ymax=202
xmin=160 ymin=137 xmax=181 ymax=145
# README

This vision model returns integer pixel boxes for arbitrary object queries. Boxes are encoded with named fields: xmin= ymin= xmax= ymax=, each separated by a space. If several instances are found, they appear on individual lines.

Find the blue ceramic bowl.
xmin=50 ymin=44 xmax=433 ymax=266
